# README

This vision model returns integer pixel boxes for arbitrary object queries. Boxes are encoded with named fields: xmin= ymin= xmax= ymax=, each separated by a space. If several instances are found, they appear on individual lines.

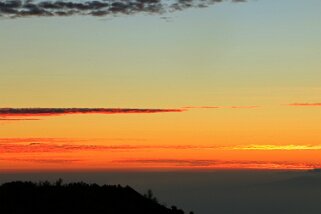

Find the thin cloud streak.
xmin=0 ymin=157 xmax=80 ymax=164
xmin=0 ymin=105 xmax=261 ymax=121
xmin=0 ymin=143 xmax=145 ymax=153
xmin=183 ymin=106 xmax=221 ymax=109
xmin=119 ymin=159 xmax=218 ymax=167
xmin=1 ymin=138 xmax=320 ymax=153
xmin=0 ymin=118 xmax=40 ymax=121
xmin=226 ymin=144 xmax=321 ymax=151
xmin=0 ymin=156 xmax=318 ymax=169
xmin=116 ymin=159 xmax=319 ymax=170
xmin=0 ymin=0 xmax=247 ymax=18
xmin=183 ymin=106 xmax=259 ymax=109
xmin=288 ymin=103 xmax=321 ymax=107
xmin=0 ymin=137 xmax=145 ymax=144
xmin=0 ymin=142 xmax=221 ymax=153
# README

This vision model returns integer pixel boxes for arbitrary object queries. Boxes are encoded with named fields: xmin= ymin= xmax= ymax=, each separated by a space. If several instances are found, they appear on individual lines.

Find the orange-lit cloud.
xmin=288 ymin=103 xmax=321 ymax=107
xmin=0 ymin=142 xmax=219 ymax=153
xmin=0 ymin=138 xmax=145 ymax=144
xmin=226 ymin=144 xmax=321 ymax=151
xmin=183 ymin=106 xmax=259 ymax=109
xmin=2 ymin=138 xmax=320 ymax=171
xmin=0 ymin=118 xmax=40 ymax=121
xmin=0 ymin=143 xmax=144 ymax=153
xmin=0 ymin=157 xmax=80 ymax=164
xmin=1 ymin=156 xmax=317 ymax=170
xmin=118 ymin=159 xmax=218 ymax=167
xmin=2 ymin=138 xmax=321 ymax=153
xmin=116 ymin=159 xmax=319 ymax=170
xmin=183 ymin=106 xmax=221 ymax=109
xmin=0 ymin=138 xmax=78 ymax=144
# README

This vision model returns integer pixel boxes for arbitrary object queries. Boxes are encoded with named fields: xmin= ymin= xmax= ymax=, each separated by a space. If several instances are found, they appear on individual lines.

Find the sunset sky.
xmin=1 ymin=0 xmax=321 ymax=171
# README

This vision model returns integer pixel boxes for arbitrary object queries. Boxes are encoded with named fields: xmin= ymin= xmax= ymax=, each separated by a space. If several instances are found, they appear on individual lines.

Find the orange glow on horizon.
xmin=1 ymin=137 xmax=320 ymax=171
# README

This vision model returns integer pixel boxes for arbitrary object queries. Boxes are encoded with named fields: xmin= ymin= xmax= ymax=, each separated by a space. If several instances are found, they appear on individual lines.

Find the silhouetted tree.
xmin=144 ymin=189 xmax=158 ymax=203
xmin=55 ymin=178 xmax=63 ymax=186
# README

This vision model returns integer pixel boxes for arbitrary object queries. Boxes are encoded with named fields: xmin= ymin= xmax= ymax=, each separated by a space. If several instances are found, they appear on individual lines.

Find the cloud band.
xmin=0 ymin=107 xmax=184 ymax=118
xmin=288 ymin=103 xmax=321 ymax=107
xmin=0 ymin=0 xmax=246 ymax=18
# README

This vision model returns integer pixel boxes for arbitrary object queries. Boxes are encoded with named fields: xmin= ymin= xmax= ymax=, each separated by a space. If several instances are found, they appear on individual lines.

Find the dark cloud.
xmin=0 ymin=105 xmax=261 ymax=120
xmin=0 ymin=0 xmax=246 ymax=18
xmin=0 ymin=107 xmax=184 ymax=119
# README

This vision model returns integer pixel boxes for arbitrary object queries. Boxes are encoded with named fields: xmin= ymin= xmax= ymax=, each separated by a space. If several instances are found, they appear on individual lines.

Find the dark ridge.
xmin=0 ymin=179 xmax=191 ymax=214
xmin=308 ymin=168 xmax=321 ymax=173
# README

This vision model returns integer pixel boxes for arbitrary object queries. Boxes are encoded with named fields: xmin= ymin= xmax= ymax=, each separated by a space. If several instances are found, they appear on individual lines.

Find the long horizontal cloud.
xmin=0 ymin=137 xmax=145 ymax=144
xmin=2 ymin=138 xmax=321 ymax=153
xmin=119 ymin=159 xmax=219 ymax=167
xmin=0 ymin=157 xmax=80 ymax=164
xmin=0 ymin=143 xmax=146 ymax=153
xmin=1 ymin=157 xmax=317 ymax=169
xmin=0 ymin=107 xmax=184 ymax=119
xmin=288 ymin=103 xmax=321 ymax=107
xmin=0 ymin=142 xmax=220 ymax=153
xmin=0 ymin=105 xmax=260 ymax=121
xmin=116 ymin=159 xmax=319 ymax=169
xmin=0 ymin=0 xmax=246 ymax=18
xmin=0 ymin=118 xmax=40 ymax=121
xmin=183 ymin=106 xmax=259 ymax=109
xmin=226 ymin=144 xmax=321 ymax=151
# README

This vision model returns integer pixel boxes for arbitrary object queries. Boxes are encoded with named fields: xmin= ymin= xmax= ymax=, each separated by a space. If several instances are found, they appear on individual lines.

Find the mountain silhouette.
xmin=0 ymin=180 xmax=189 ymax=214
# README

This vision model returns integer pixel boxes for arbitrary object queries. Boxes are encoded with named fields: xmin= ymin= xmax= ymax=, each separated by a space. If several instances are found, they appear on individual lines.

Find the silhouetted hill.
xmin=0 ymin=180 xmax=189 ymax=214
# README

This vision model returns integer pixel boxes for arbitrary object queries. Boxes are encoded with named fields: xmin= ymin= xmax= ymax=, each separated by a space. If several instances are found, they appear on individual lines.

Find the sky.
xmin=1 ymin=0 xmax=321 ymax=172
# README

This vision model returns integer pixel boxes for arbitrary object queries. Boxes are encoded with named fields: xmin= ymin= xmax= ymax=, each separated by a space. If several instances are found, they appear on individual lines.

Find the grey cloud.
xmin=0 ymin=0 xmax=246 ymax=18
xmin=0 ymin=108 xmax=184 ymax=120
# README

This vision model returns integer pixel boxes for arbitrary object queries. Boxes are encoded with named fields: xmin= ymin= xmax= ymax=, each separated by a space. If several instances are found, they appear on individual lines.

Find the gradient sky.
xmin=1 ymin=0 xmax=321 ymax=171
